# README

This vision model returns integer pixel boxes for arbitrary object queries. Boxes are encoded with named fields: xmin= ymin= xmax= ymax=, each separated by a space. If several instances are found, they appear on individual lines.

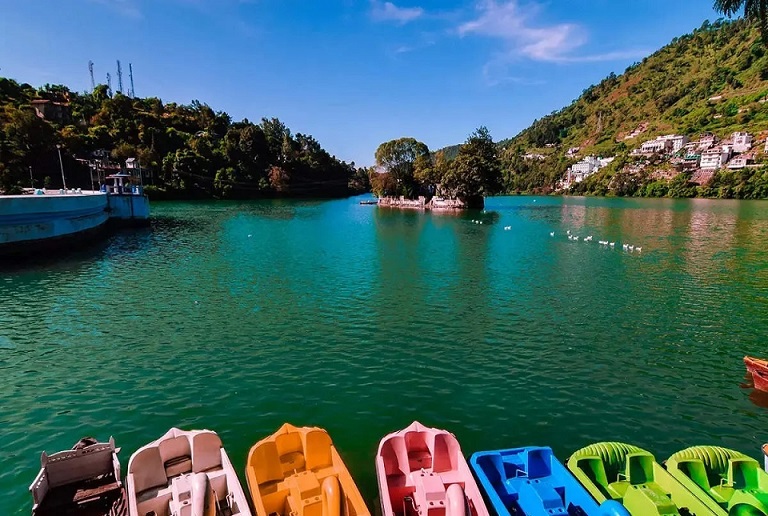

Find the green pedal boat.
xmin=666 ymin=446 xmax=768 ymax=515
xmin=566 ymin=442 xmax=715 ymax=515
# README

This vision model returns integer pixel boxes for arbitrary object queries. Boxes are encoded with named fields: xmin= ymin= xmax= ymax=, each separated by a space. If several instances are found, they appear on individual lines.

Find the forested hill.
xmin=0 ymin=78 xmax=369 ymax=198
xmin=497 ymin=18 xmax=768 ymax=191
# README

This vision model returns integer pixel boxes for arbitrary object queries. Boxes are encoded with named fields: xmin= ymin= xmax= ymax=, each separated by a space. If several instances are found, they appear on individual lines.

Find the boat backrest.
xmin=381 ymin=437 xmax=409 ymax=477
xmin=625 ymin=453 xmax=654 ymax=485
xmin=130 ymin=446 xmax=168 ymax=494
xmin=276 ymin=431 xmax=303 ymax=457
xmin=304 ymin=429 xmax=333 ymax=471
xmin=525 ymin=448 xmax=553 ymax=479
xmin=576 ymin=457 xmax=609 ymax=490
xmin=192 ymin=431 xmax=222 ymax=473
xmin=432 ymin=434 xmax=457 ymax=473
xmin=44 ymin=443 xmax=116 ymax=488
xmin=676 ymin=459 xmax=711 ymax=490
xmin=728 ymin=458 xmax=760 ymax=490
xmin=250 ymin=441 xmax=284 ymax=484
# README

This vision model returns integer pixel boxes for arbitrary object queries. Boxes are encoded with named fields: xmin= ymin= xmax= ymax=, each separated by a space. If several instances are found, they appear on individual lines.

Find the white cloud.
xmin=459 ymin=0 xmax=645 ymax=63
xmin=370 ymin=1 xmax=424 ymax=25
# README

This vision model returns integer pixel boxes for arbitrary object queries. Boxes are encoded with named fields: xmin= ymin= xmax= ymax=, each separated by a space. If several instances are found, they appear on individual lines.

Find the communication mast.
xmin=106 ymin=73 xmax=112 ymax=97
xmin=128 ymin=63 xmax=135 ymax=98
xmin=116 ymin=60 xmax=124 ymax=94
xmin=88 ymin=61 xmax=95 ymax=91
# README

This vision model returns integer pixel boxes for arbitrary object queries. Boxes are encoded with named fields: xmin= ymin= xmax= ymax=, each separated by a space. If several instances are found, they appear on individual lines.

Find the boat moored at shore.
xmin=666 ymin=446 xmax=768 ymax=515
xmin=567 ymin=442 xmax=715 ymax=516
xmin=376 ymin=421 xmax=489 ymax=516
xmin=245 ymin=423 xmax=369 ymax=516
xmin=470 ymin=446 xmax=630 ymax=516
xmin=29 ymin=436 xmax=126 ymax=516
xmin=126 ymin=427 xmax=251 ymax=516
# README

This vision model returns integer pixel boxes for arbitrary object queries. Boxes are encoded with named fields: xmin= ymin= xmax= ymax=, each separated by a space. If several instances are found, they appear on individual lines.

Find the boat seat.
xmin=304 ymin=429 xmax=333 ymax=471
xmin=159 ymin=435 xmax=191 ymax=467
xmin=728 ymin=458 xmax=760 ymax=490
xmin=44 ymin=446 xmax=115 ymax=488
xmin=130 ymin=446 xmax=168 ymax=494
xmin=525 ymin=448 xmax=554 ymax=479
xmin=251 ymin=441 xmax=284 ymax=485
xmin=625 ymin=453 xmax=654 ymax=485
xmin=574 ymin=458 xmax=611 ymax=499
xmin=432 ymin=434 xmax=457 ymax=474
xmin=192 ymin=431 xmax=222 ymax=473
xmin=675 ymin=459 xmax=710 ymax=491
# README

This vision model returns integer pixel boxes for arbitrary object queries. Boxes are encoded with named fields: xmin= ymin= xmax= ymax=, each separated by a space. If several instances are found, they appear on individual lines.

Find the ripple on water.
xmin=1 ymin=197 xmax=768 ymax=513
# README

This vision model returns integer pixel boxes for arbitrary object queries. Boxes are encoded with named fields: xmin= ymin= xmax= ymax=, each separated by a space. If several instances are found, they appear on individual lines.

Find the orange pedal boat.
xmin=745 ymin=356 xmax=768 ymax=392
xmin=245 ymin=423 xmax=370 ymax=516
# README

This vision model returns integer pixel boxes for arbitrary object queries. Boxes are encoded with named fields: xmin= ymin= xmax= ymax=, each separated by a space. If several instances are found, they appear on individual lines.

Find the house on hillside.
xmin=700 ymin=146 xmax=731 ymax=170
xmin=30 ymin=99 xmax=70 ymax=123
xmin=698 ymin=132 xmax=717 ymax=150
xmin=682 ymin=154 xmax=701 ymax=171
xmin=727 ymin=154 xmax=754 ymax=169
xmin=732 ymin=132 xmax=753 ymax=153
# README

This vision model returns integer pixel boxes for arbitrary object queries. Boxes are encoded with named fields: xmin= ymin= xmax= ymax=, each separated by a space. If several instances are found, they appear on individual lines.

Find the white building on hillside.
xmin=700 ymin=147 xmax=731 ymax=170
xmin=732 ymin=132 xmax=753 ymax=153
xmin=638 ymin=134 xmax=688 ymax=155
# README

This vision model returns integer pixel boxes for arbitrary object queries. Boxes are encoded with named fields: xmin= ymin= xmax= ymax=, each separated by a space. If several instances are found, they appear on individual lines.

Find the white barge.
xmin=0 ymin=168 xmax=149 ymax=258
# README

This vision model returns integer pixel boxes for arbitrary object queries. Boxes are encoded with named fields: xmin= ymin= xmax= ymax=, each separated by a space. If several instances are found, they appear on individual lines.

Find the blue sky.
xmin=0 ymin=0 xmax=721 ymax=165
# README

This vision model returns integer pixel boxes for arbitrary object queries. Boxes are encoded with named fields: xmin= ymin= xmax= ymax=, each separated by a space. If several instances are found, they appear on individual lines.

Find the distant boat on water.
xmin=745 ymin=356 xmax=768 ymax=392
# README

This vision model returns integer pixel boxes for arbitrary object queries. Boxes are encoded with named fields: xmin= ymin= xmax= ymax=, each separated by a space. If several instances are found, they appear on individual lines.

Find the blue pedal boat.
xmin=470 ymin=446 xmax=630 ymax=516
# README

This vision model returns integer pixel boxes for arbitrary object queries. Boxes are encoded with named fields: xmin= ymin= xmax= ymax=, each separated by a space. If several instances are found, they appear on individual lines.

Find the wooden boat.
xmin=245 ymin=423 xmax=369 ymax=516
xmin=376 ymin=421 xmax=489 ymax=516
xmin=666 ymin=446 xmax=768 ymax=515
xmin=470 ymin=446 xmax=630 ymax=516
xmin=29 ymin=436 xmax=127 ymax=516
xmin=745 ymin=356 xmax=768 ymax=392
xmin=566 ymin=442 xmax=715 ymax=516
xmin=126 ymin=427 xmax=251 ymax=516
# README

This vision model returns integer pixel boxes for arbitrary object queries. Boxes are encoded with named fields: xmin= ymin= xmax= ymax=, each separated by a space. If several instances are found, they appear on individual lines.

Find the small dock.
xmin=359 ymin=200 xmax=378 ymax=205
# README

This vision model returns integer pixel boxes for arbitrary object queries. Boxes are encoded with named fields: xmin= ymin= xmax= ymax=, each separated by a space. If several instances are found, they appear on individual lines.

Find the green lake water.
xmin=2 ymin=195 xmax=768 ymax=513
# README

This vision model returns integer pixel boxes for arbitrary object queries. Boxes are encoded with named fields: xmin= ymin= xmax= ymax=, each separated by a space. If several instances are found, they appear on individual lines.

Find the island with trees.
xmin=370 ymin=127 xmax=502 ymax=210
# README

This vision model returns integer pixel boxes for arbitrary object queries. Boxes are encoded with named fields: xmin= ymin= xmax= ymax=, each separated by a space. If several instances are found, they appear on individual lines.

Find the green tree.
xmin=374 ymin=137 xmax=430 ymax=197
xmin=714 ymin=0 xmax=768 ymax=43
xmin=441 ymin=127 xmax=502 ymax=208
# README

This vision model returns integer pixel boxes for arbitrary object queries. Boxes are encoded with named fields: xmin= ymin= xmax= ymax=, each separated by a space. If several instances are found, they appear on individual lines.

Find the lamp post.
xmin=56 ymin=144 xmax=67 ymax=190
xmin=29 ymin=166 xmax=34 ymax=189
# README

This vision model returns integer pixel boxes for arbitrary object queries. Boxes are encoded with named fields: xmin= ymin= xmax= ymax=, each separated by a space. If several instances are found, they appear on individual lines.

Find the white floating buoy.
xmin=609 ymin=242 xmax=615 ymax=247
xmin=550 ymin=232 xmax=555 ymax=237
xmin=567 ymin=230 xmax=571 ymax=235
xmin=248 ymin=234 xmax=252 ymax=238
xmin=629 ymin=245 xmax=635 ymax=251
xmin=195 ymin=301 xmax=199 ymax=305
xmin=636 ymin=247 xmax=642 ymax=252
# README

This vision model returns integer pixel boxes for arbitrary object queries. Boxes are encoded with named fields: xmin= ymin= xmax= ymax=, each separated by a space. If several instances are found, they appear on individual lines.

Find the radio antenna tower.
xmin=128 ymin=63 xmax=135 ymax=98
xmin=116 ymin=60 xmax=124 ymax=94
xmin=106 ymin=73 xmax=112 ymax=97
xmin=88 ymin=61 xmax=95 ymax=91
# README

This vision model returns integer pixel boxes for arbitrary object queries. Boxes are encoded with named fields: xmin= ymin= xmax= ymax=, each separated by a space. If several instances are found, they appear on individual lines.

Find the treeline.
xmin=369 ymin=127 xmax=503 ymax=208
xmin=0 ymin=77 xmax=369 ymax=198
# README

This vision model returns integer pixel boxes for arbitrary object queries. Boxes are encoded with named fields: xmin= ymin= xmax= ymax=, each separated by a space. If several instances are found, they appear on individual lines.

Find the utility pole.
xmin=56 ymin=145 xmax=67 ymax=190
xmin=106 ymin=73 xmax=112 ymax=97
xmin=29 ymin=166 xmax=34 ymax=189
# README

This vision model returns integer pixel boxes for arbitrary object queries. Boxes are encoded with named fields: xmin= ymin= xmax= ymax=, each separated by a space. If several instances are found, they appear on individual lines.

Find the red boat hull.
xmin=744 ymin=356 xmax=768 ymax=392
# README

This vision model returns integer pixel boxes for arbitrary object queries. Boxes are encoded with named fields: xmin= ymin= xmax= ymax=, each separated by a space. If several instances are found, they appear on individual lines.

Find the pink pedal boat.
xmin=375 ymin=421 xmax=490 ymax=516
